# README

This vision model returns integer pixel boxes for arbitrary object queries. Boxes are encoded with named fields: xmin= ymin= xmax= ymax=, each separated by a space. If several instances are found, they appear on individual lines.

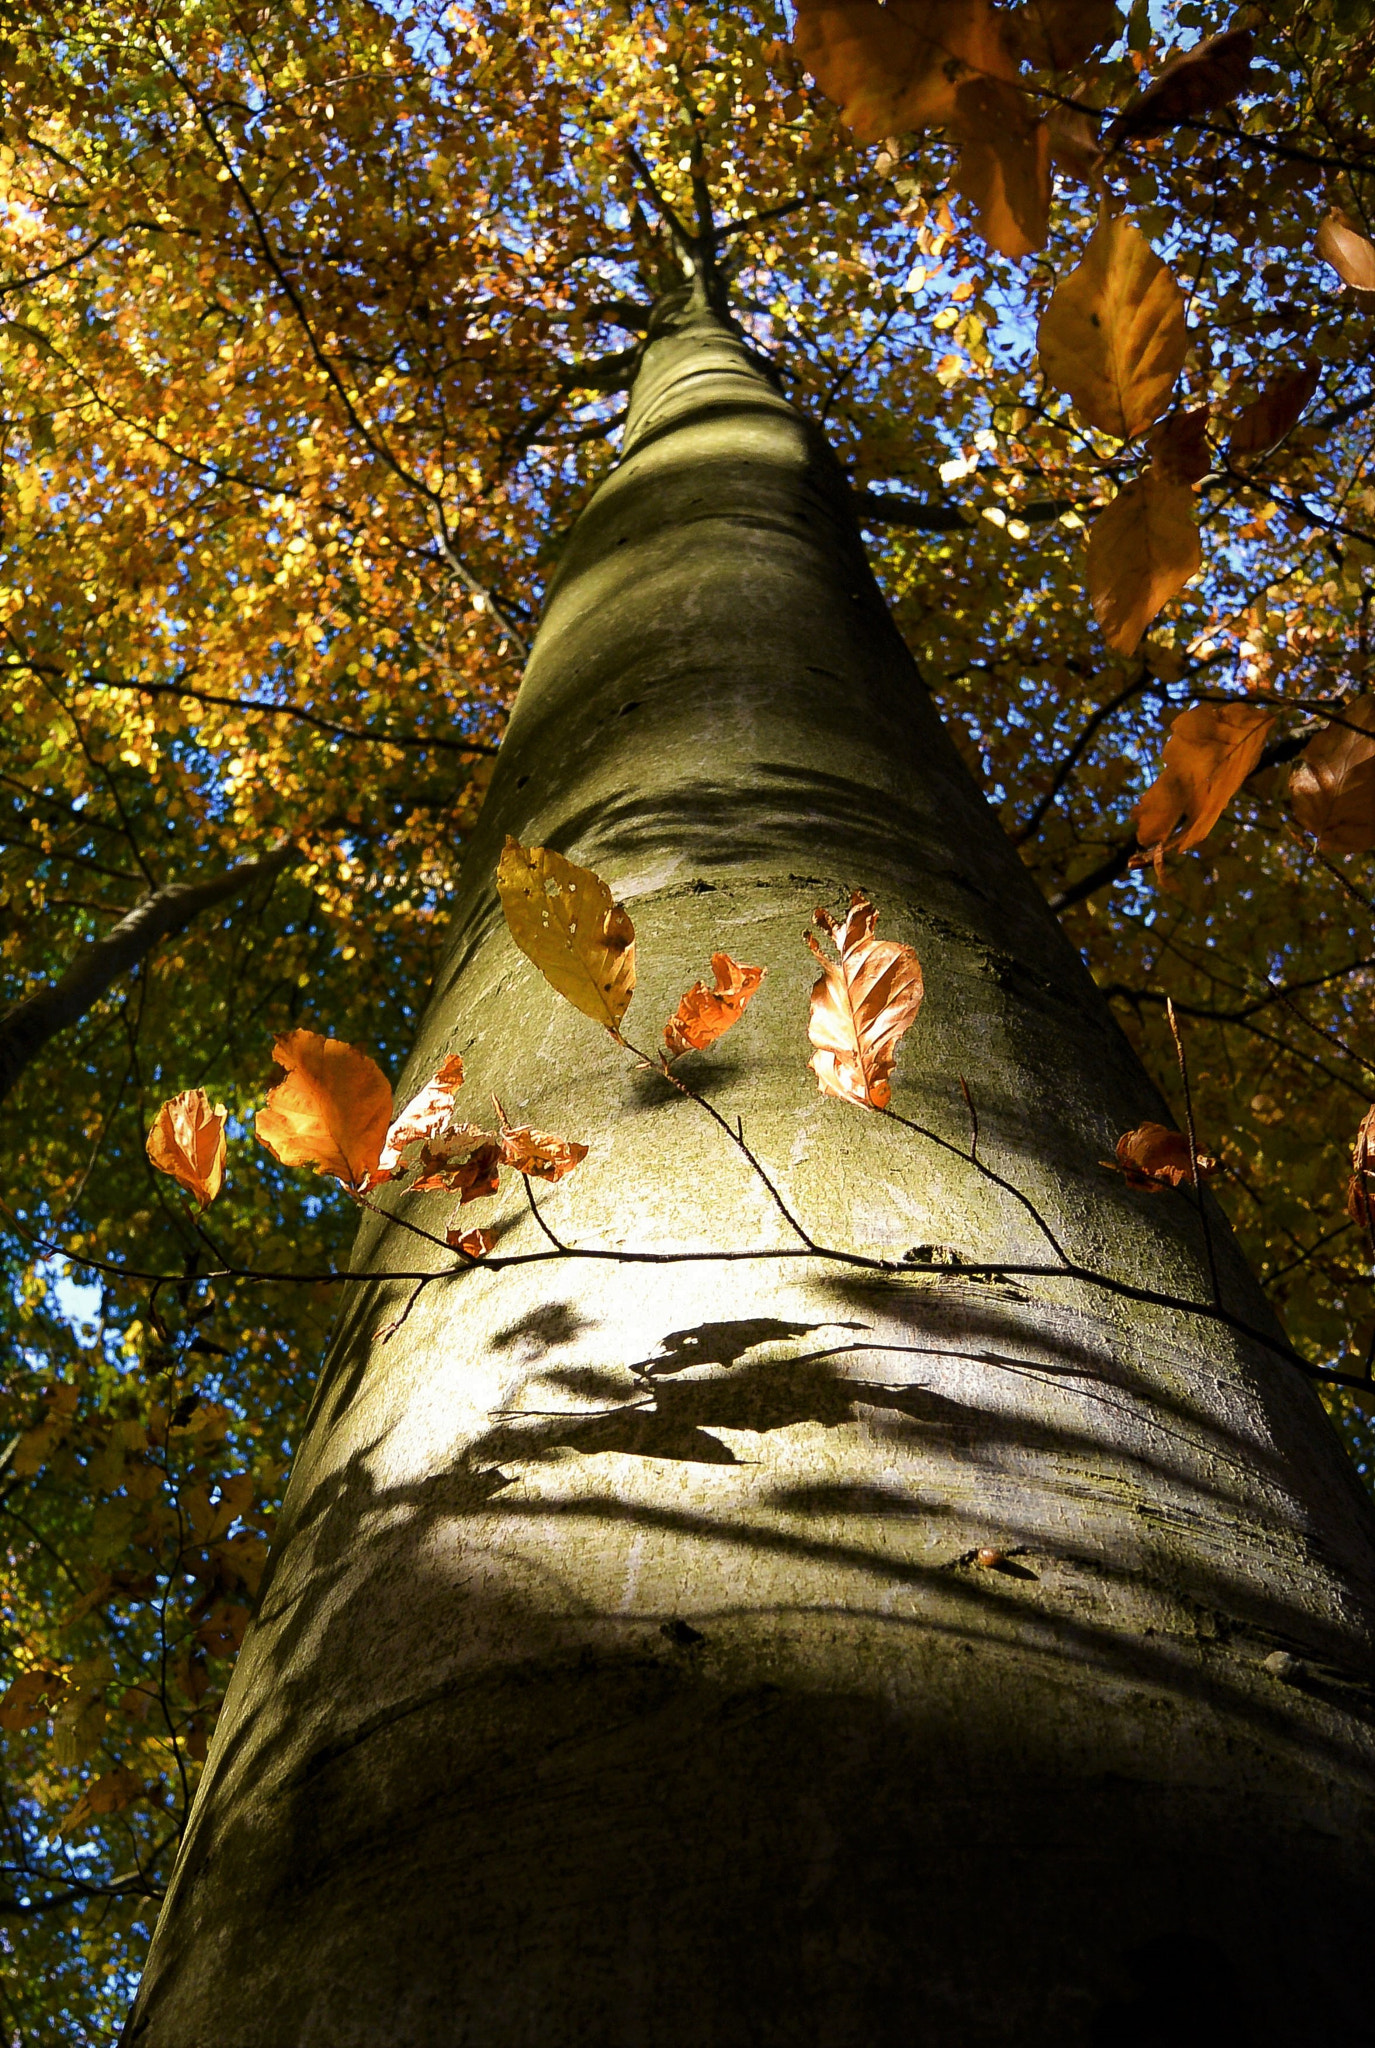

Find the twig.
xmin=1167 ymin=997 xmax=1220 ymax=1309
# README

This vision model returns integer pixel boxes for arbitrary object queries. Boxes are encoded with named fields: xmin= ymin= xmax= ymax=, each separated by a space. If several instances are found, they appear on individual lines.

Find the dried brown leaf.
xmin=1085 ymin=471 xmax=1201 ymax=655
xmin=377 ymin=1053 xmax=466 ymax=1178
xmin=1112 ymin=1122 xmax=1217 ymax=1190
xmin=497 ymin=838 xmax=635 ymax=1033
xmin=446 ymin=1226 xmax=495 ymax=1258
xmin=663 ymin=953 xmax=766 ymax=1060
xmin=806 ymin=891 xmax=924 ymax=1110
xmin=146 ymin=1089 xmax=228 ymax=1209
xmin=1037 ymin=213 xmax=1187 ymax=439
xmin=1047 ymin=97 xmax=1105 ymax=184
xmin=1148 ymin=406 xmax=1211 ymax=485
xmin=1289 ymin=698 xmax=1375 ymax=854
xmin=1135 ymin=701 xmax=1275 ymax=854
xmin=496 ymin=1112 xmax=589 ymax=1182
xmin=792 ymin=0 xmax=1015 ymax=143
xmin=60 ymin=1765 xmax=146 ymax=1836
xmin=409 ymin=1125 xmax=502 ymax=1201
xmin=254 ymin=1029 xmax=392 ymax=1193
xmin=1228 ymin=365 xmax=1320 ymax=461
xmin=1012 ymin=0 xmax=1120 ymax=70
xmin=951 ymin=78 xmax=1050 ymax=259
xmin=1108 ymin=27 xmax=1254 ymax=146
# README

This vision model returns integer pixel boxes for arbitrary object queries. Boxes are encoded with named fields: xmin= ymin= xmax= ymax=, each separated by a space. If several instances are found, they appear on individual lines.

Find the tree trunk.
xmin=124 ymin=298 xmax=1375 ymax=2047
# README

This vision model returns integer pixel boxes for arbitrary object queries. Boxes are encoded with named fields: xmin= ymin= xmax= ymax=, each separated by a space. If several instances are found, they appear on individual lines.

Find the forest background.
xmin=1 ymin=0 xmax=1374 ymax=2037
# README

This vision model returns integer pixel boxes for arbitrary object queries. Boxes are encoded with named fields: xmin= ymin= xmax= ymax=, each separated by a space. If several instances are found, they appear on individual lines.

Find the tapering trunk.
xmin=125 ymin=299 xmax=1375 ymax=2048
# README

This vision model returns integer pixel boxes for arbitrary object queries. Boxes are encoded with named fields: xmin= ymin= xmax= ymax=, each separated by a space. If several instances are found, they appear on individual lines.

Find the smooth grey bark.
xmin=0 ymin=846 xmax=292 ymax=1103
xmin=126 ymin=300 xmax=1375 ymax=2047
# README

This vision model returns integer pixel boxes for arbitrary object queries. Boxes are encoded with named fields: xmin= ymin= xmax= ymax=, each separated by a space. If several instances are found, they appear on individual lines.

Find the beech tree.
xmin=3 ymin=2 xmax=1375 ymax=2039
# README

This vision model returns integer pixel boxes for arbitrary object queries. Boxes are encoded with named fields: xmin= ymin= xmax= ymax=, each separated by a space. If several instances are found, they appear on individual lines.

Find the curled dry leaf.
xmin=496 ymin=1111 xmax=588 ymax=1182
xmin=951 ymin=78 xmax=1050 ymax=259
xmin=1148 ymin=406 xmax=1211 ymax=486
xmin=1134 ymin=701 xmax=1275 ymax=856
xmin=1085 ymin=471 xmax=1201 ymax=655
xmin=146 ymin=1088 xmax=228 ymax=1209
xmin=1228 ymin=364 xmax=1320 ymax=461
xmin=806 ymin=891 xmax=924 ymax=1110
xmin=1037 ymin=213 xmax=1187 ymax=440
xmin=1012 ymin=0 xmax=1120 ymax=71
xmin=663 ymin=953 xmax=766 ymax=1060
xmin=497 ymin=838 xmax=635 ymax=1033
xmin=1316 ymin=209 xmax=1375 ymax=295
xmin=1346 ymin=1106 xmax=1375 ymax=1230
xmin=791 ymin=0 xmax=1015 ymax=143
xmin=255 ymin=1029 xmax=393 ymax=1193
xmin=1290 ymin=698 xmax=1375 ymax=854
xmin=409 ymin=1125 xmax=502 ymax=1201
xmin=1112 ymin=1122 xmax=1217 ymax=1190
xmin=446 ymin=1226 xmax=495 ymax=1259
xmin=1107 ymin=27 xmax=1254 ymax=146
xmin=377 ymin=1053 xmax=466 ymax=1177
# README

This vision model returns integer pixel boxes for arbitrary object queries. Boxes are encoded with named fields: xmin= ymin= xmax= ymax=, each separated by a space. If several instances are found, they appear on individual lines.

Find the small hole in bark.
xmin=514 ymin=774 xmax=530 ymax=790
xmin=618 ymin=701 xmax=643 ymax=716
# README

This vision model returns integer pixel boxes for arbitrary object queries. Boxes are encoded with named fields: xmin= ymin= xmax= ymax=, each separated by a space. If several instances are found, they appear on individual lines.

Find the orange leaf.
xmin=254 ymin=1028 xmax=392 ymax=1193
xmin=1085 ymin=470 xmax=1201 ymax=655
xmin=1315 ymin=209 xmax=1375 ymax=294
xmin=1228 ymin=365 xmax=1320 ymax=461
xmin=663 ymin=953 xmax=766 ymax=1060
xmin=146 ymin=1088 xmax=228 ymax=1209
xmin=792 ymin=0 xmax=1015 ymax=143
xmin=409 ymin=1125 xmax=502 ymax=1201
xmin=805 ymin=892 xmax=924 ymax=1110
xmin=1148 ymin=406 xmax=1211 ymax=485
xmin=495 ymin=1102 xmax=588 ymax=1182
xmin=951 ymin=77 xmax=1050 ymax=259
xmin=1112 ymin=1122 xmax=1217 ymax=1190
xmin=1134 ymin=701 xmax=1275 ymax=855
xmin=1107 ymin=27 xmax=1253 ymax=146
xmin=377 ymin=1053 xmax=466 ymax=1177
xmin=1289 ymin=698 xmax=1375 ymax=854
xmin=1037 ymin=213 xmax=1187 ymax=440
xmin=446 ymin=1226 xmax=495 ymax=1258
xmin=1346 ymin=1106 xmax=1375 ymax=1229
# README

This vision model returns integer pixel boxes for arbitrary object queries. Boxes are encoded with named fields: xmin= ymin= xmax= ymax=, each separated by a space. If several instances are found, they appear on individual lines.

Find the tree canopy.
xmin=2 ymin=0 xmax=1374 ymax=2033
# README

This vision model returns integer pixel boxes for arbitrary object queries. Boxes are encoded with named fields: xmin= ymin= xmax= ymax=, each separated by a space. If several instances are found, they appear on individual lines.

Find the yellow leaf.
xmin=805 ymin=892 xmax=924 ymax=1110
xmin=792 ymin=0 xmax=1015 ymax=143
xmin=1289 ymin=698 xmax=1375 ymax=853
xmin=1085 ymin=471 xmax=1201 ymax=655
xmin=497 ymin=838 xmax=635 ymax=1033
xmin=1135 ymin=701 xmax=1275 ymax=854
xmin=145 ymin=1088 xmax=227 ymax=1209
xmin=1037 ymin=213 xmax=1187 ymax=439
xmin=254 ymin=1028 xmax=392 ymax=1192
